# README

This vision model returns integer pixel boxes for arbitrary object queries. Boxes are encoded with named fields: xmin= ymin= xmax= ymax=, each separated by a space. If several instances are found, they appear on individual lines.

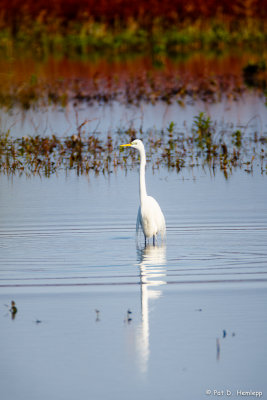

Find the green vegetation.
xmin=0 ymin=114 xmax=266 ymax=178
xmin=1 ymin=18 xmax=267 ymax=60
xmin=0 ymin=0 xmax=266 ymax=60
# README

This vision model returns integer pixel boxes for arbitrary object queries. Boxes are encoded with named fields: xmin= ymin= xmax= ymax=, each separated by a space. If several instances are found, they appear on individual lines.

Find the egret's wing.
xmin=145 ymin=196 xmax=166 ymax=240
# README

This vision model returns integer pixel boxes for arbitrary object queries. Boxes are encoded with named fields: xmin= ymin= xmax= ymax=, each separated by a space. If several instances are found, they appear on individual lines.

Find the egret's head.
xmin=120 ymin=139 xmax=144 ymax=151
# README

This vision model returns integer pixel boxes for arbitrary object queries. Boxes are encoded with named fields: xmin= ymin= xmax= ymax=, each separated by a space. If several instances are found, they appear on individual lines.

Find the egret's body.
xmin=120 ymin=139 xmax=166 ymax=245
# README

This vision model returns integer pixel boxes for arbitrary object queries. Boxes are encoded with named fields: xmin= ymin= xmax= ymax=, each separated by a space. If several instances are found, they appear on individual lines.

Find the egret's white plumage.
xmin=120 ymin=139 xmax=166 ymax=245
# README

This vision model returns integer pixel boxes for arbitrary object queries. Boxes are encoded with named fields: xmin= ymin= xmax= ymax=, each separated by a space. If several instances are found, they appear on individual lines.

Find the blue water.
xmin=0 ymin=166 xmax=267 ymax=399
xmin=1 ymin=94 xmax=266 ymax=138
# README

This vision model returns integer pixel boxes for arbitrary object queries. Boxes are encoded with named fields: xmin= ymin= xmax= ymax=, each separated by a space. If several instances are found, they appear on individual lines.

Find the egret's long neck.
xmin=139 ymin=147 xmax=147 ymax=205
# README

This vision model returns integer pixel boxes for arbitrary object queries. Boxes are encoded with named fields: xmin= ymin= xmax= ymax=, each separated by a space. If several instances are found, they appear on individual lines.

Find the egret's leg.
xmin=153 ymin=235 xmax=155 ymax=246
xmin=144 ymin=235 xmax=147 ymax=247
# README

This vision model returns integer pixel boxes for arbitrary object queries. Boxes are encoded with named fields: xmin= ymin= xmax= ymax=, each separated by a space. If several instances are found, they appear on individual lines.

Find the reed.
xmin=0 ymin=114 xmax=266 ymax=178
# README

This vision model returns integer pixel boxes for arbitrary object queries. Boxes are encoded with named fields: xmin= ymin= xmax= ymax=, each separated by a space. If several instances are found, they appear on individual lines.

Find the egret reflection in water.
xmin=135 ymin=243 xmax=167 ymax=373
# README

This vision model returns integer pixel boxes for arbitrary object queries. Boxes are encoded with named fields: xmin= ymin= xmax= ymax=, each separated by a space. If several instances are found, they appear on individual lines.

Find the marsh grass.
xmin=1 ymin=17 xmax=266 ymax=60
xmin=0 ymin=114 xmax=266 ymax=178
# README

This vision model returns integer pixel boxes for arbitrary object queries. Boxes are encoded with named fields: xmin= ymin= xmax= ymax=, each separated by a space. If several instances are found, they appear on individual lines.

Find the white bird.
xmin=120 ymin=139 xmax=166 ymax=246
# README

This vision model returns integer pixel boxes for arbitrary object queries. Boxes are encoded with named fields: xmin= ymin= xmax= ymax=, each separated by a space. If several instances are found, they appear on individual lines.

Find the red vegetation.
xmin=1 ymin=0 xmax=267 ymax=27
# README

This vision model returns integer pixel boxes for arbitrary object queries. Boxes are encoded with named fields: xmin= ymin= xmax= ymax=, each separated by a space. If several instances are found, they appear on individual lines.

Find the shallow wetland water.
xmin=1 ymin=51 xmax=267 ymax=399
xmin=0 ymin=165 xmax=267 ymax=399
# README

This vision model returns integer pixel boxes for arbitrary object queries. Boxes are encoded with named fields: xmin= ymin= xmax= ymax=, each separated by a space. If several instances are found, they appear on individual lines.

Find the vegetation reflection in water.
xmin=0 ymin=64 xmax=266 ymax=110
xmin=0 ymin=113 xmax=266 ymax=178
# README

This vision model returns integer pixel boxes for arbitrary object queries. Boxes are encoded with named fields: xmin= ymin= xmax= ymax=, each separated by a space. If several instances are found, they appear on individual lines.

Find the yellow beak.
xmin=120 ymin=143 xmax=132 ymax=147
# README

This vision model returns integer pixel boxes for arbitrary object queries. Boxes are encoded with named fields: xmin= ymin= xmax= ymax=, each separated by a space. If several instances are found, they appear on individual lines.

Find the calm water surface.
xmin=0 ymin=166 xmax=267 ymax=399
xmin=1 ymin=93 xmax=266 ymax=137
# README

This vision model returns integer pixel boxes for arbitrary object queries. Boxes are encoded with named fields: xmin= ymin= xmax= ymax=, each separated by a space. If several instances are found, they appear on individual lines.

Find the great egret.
xmin=120 ymin=139 xmax=166 ymax=245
